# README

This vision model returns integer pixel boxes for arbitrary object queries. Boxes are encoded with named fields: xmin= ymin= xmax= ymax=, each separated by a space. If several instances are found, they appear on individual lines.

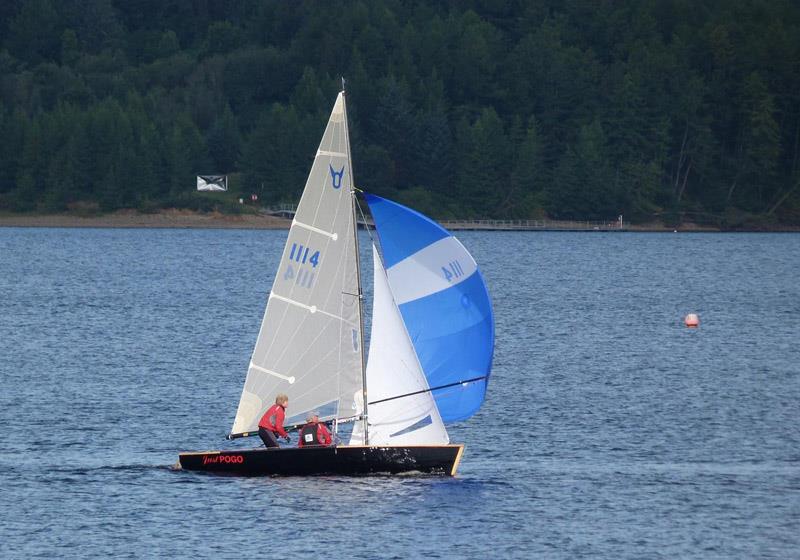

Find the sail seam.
xmin=292 ymin=220 xmax=339 ymax=240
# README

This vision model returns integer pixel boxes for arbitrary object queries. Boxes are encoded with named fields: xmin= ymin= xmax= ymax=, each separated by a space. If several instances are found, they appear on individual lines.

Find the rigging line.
xmin=342 ymin=94 xmax=369 ymax=446
xmin=354 ymin=193 xmax=377 ymax=247
xmin=367 ymin=376 xmax=488 ymax=406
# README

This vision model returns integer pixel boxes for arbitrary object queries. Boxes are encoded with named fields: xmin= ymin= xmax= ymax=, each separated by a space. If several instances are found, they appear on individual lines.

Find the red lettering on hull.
xmin=202 ymin=454 xmax=244 ymax=465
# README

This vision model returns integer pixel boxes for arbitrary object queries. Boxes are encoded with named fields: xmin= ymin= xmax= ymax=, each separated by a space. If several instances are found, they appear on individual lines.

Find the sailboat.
xmin=178 ymin=88 xmax=494 ymax=476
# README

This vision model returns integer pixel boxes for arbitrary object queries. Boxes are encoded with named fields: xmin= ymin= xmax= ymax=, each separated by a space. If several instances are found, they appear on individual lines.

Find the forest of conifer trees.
xmin=0 ymin=0 xmax=798 ymax=227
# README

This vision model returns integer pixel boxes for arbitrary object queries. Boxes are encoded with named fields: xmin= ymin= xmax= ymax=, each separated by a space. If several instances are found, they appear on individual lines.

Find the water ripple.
xmin=1 ymin=229 xmax=799 ymax=559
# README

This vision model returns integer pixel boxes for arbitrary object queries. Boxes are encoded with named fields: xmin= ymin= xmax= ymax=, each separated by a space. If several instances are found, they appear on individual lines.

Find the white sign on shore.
xmin=197 ymin=175 xmax=227 ymax=191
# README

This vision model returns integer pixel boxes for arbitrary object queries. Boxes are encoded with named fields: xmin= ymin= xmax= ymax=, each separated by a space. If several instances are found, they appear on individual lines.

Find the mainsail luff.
xmin=341 ymin=90 xmax=370 ymax=445
xmin=231 ymin=92 xmax=363 ymax=435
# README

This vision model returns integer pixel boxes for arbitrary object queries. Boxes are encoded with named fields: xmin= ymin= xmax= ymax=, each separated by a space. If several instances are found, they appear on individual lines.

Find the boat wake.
xmin=48 ymin=463 xmax=177 ymax=476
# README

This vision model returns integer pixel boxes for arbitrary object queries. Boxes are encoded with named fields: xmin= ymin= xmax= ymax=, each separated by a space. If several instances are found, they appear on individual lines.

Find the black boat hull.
xmin=178 ymin=444 xmax=465 ymax=476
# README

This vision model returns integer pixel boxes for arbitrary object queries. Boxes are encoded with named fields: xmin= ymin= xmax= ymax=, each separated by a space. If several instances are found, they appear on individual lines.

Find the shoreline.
xmin=0 ymin=210 xmax=798 ymax=232
xmin=0 ymin=209 xmax=291 ymax=230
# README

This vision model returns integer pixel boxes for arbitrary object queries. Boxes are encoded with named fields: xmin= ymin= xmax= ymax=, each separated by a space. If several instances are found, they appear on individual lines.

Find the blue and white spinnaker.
xmin=365 ymin=195 xmax=494 ymax=422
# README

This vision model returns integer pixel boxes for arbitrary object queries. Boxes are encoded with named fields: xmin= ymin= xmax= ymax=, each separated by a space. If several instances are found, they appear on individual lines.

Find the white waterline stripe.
xmin=292 ymin=220 xmax=338 ymax=241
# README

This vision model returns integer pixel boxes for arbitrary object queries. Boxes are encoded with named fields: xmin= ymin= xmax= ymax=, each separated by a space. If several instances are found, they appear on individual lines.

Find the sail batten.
xmin=292 ymin=220 xmax=339 ymax=240
xmin=317 ymin=150 xmax=347 ymax=158
xmin=267 ymin=292 xmax=357 ymax=325
xmin=248 ymin=363 xmax=295 ymax=383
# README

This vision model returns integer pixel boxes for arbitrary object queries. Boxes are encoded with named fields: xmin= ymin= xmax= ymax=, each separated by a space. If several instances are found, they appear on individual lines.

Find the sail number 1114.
xmin=289 ymin=243 xmax=320 ymax=267
xmin=284 ymin=243 xmax=321 ymax=289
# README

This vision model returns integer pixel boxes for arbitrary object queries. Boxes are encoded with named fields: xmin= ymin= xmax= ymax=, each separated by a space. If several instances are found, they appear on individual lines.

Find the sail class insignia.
xmin=329 ymin=165 xmax=345 ymax=189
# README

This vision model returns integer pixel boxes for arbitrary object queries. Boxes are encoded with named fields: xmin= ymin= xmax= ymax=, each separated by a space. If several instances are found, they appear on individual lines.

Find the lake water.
xmin=1 ymin=228 xmax=798 ymax=559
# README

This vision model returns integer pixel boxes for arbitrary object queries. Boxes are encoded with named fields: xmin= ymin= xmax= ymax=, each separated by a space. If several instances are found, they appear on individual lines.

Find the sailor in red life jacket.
xmin=298 ymin=412 xmax=332 ymax=448
xmin=258 ymin=394 xmax=290 ymax=448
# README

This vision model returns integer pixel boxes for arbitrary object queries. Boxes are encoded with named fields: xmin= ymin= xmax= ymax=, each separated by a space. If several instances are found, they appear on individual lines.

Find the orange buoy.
xmin=684 ymin=313 xmax=699 ymax=328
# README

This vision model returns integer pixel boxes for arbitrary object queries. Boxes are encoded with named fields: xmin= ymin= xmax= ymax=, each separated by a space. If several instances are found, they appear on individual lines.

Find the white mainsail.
xmin=349 ymin=246 xmax=449 ymax=445
xmin=231 ymin=93 xmax=363 ymax=434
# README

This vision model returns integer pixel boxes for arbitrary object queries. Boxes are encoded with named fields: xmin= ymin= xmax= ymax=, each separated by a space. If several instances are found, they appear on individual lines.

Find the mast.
xmin=341 ymin=84 xmax=369 ymax=445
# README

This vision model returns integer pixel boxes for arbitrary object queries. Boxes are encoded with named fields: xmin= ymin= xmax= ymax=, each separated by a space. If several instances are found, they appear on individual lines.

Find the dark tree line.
xmin=0 ymin=0 xmax=798 ymax=226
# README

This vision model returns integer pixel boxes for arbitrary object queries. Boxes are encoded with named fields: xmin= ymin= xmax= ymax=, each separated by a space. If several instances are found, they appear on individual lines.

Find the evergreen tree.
xmin=372 ymin=77 xmax=417 ymax=190
xmin=60 ymin=29 xmax=79 ymax=66
xmin=0 ymin=0 xmax=797 ymax=224
xmin=15 ymin=118 xmax=45 ymax=210
xmin=416 ymin=104 xmax=453 ymax=192
xmin=548 ymin=121 xmax=616 ymax=220
xmin=0 ymin=109 xmax=28 ymax=196
xmin=456 ymin=108 xmax=509 ymax=216
xmin=6 ymin=0 xmax=60 ymax=64
xmin=164 ymin=113 xmax=209 ymax=196
xmin=290 ymin=67 xmax=328 ymax=117
xmin=240 ymin=104 xmax=306 ymax=203
xmin=207 ymin=104 xmax=241 ymax=173
xmin=506 ymin=117 xmax=544 ymax=217
xmin=734 ymin=72 xmax=781 ymax=209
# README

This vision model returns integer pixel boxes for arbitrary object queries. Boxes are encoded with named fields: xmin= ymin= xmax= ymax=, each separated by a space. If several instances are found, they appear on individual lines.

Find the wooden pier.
xmin=264 ymin=205 xmax=627 ymax=232
xmin=438 ymin=219 xmax=627 ymax=231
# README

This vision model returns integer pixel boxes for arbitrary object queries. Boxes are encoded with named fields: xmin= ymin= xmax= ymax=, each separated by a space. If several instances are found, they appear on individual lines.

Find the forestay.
xmin=349 ymin=246 xmax=448 ymax=445
xmin=231 ymin=93 xmax=362 ymax=434
xmin=364 ymin=195 xmax=494 ymax=423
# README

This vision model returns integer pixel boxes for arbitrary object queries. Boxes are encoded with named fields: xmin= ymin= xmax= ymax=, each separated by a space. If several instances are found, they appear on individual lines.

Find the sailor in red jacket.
xmin=298 ymin=412 xmax=332 ymax=448
xmin=258 ymin=394 xmax=290 ymax=448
